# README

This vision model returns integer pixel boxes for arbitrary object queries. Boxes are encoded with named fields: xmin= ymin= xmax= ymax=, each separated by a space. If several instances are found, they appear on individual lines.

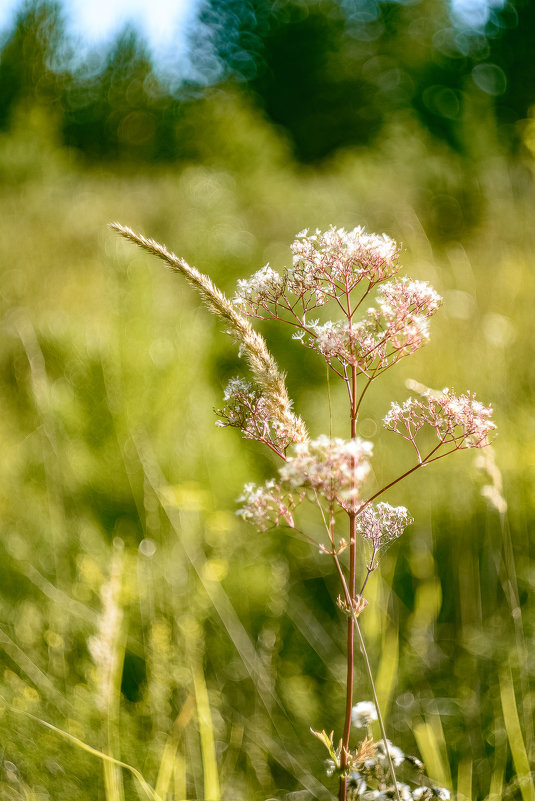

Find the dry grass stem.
xmin=110 ymin=222 xmax=307 ymax=443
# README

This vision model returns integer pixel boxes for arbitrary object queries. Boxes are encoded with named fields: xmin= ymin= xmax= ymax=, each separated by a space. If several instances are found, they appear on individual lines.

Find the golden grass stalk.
xmin=499 ymin=667 xmax=535 ymax=801
xmin=110 ymin=223 xmax=307 ymax=444
xmin=192 ymin=662 xmax=221 ymax=801
xmin=87 ymin=540 xmax=126 ymax=801
xmin=413 ymin=716 xmax=452 ymax=791
xmin=155 ymin=691 xmax=195 ymax=801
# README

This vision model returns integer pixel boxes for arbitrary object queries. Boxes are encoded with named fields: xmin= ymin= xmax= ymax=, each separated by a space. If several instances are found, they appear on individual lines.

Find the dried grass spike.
xmin=110 ymin=223 xmax=307 ymax=443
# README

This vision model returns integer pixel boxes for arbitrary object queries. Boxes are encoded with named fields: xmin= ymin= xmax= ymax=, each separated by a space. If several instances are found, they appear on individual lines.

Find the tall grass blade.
xmin=413 ymin=717 xmax=452 ymax=790
xmin=375 ymin=627 xmax=399 ymax=720
xmin=104 ymin=759 xmax=124 ymax=801
xmin=354 ymin=619 xmax=401 ymax=801
xmin=486 ymin=747 xmax=506 ymax=801
xmin=154 ymin=691 xmax=195 ymax=801
xmin=456 ymin=757 xmax=472 ymax=801
xmin=192 ymin=663 xmax=221 ymax=801
xmin=499 ymin=667 xmax=535 ymax=801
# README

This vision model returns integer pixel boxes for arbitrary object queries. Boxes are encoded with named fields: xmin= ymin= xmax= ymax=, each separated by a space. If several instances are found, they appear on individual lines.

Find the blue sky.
xmin=0 ymin=0 xmax=506 ymax=60
xmin=0 ymin=0 xmax=201 ymax=64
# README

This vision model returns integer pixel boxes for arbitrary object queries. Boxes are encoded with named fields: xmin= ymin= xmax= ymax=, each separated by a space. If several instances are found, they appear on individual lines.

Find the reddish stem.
xmin=338 ymin=364 xmax=358 ymax=801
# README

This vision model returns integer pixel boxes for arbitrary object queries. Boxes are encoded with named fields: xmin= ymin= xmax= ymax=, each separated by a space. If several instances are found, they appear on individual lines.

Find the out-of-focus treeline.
xmin=1 ymin=0 xmax=533 ymax=166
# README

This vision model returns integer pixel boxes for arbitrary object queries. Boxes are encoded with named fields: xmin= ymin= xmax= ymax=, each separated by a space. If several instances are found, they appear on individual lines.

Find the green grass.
xmin=0 ymin=95 xmax=533 ymax=800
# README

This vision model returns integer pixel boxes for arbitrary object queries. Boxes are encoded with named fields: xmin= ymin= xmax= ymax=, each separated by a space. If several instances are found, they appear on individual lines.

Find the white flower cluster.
xmin=221 ymin=376 xmax=254 ymax=401
xmin=383 ymin=398 xmax=422 ymax=433
xmin=356 ymin=503 xmax=413 ymax=548
xmin=344 ymin=724 xmax=450 ymax=800
xmin=290 ymin=276 xmax=441 ymax=373
xmin=234 ymin=263 xmax=285 ymax=309
xmin=234 ymin=225 xmax=402 ymax=317
xmin=216 ymin=377 xmax=298 ymax=452
xmin=367 ymin=279 xmax=441 ymax=361
xmin=384 ymin=389 xmax=496 ymax=451
xmin=279 ymin=435 xmax=373 ymax=510
xmin=236 ymin=480 xmax=301 ymax=531
xmin=291 ymin=226 xmax=400 ymax=285
xmin=309 ymin=319 xmax=356 ymax=363
xmin=377 ymin=278 xmax=442 ymax=319
xmin=413 ymin=788 xmax=450 ymax=800
xmin=376 ymin=739 xmax=406 ymax=768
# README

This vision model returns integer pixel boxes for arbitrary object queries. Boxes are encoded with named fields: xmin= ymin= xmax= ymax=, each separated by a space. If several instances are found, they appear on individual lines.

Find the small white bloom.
xmin=396 ymin=783 xmax=413 ymax=800
xmin=351 ymin=700 xmax=378 ymax=727
xmin=377 ymin=738 xmax=405 ymax=767
xmin=413 ymin=789 xmax=450 ymax=801
xmin=347 ymin=771 xmax=366 ymax=793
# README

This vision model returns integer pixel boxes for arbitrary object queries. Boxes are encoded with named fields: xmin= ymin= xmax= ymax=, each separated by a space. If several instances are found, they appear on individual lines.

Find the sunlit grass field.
xmin=0 ymin=96 xmax=533 ymax=800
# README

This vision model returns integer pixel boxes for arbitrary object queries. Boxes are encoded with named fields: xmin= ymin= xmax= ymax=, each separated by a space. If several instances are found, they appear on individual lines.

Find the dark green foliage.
xmin=1 ymin=0 xmax=534 ymax=166
xmin=0 ymin=0 xmax=67 ymax=126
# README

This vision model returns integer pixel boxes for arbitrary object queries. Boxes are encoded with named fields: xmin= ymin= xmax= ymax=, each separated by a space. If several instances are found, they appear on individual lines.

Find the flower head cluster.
xmin=297 ymin=278 xmax=441 ymax=375
xmin=356 ymin=503 xmax=413 ymax=549
xmin=384 ymin=389 xmax=496 ymax=451
xmin=372 ymin=278 xmax=441 ymax=354
xmin=236 ymin=480 xmax=302 ymax=531
xmin=376 ymin=739 xmax=406 ymax=768
xmin=291 ymin=226 xmax=400 ymax=288
xmin=377 ymin=278 xmax=441 ymax=319
xmin=234 ymin=226 xmax=401 ymax=318
xmin=234 ymin=264 xmax=286 ymax=312
xmin=215 ymin=377 xmax=298 ymax=453
xmin=279 ymin=435 xmax=373 ymax=511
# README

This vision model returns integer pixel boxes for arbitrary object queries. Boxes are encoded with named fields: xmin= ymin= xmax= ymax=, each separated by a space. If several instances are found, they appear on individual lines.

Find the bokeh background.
xmin=0 ymin=1 xmax=534 ymax=799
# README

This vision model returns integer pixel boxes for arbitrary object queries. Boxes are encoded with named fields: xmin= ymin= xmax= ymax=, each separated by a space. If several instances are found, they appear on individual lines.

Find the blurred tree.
xmin=63 ymin=27 xmax=161 ymax=161
xmin=252 ymin=0 xmax=384 ymax=161
xmin=0 ymin=0 xmax=67 ymax=128
xmin=192 ymin=0 xmax=385 ymax=161
xmin=191 ymin=0 xmax=481 ymax=161
xmin=1 ymin=0 xmax=530 ymax=165
xmin=487 ymin=0 xmax=535 ymax=137
xmin=391 ymin=0 xmax=474 ymax=151
xmin=62 ymin=26 xmax=204 ymax=163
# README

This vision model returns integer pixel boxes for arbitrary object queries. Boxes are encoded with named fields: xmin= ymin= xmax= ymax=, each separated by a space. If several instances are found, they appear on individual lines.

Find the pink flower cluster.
xmin=356 ymin=503 xmax=413 ymax=548
xmin=279 ymin=435 xmax=373 ymax=511
xmin=215 ymin=377 xmax=297 ymax=454
xmin=234 ymin=226 xmax=401 ymax=318
xmin=236 ymin=480 xmax=301 ymax=531
xmin=233 ymin=225 xmax=441 ymax=378
xmin=384 ymin=389 xmax=496 ymax=452
xmin=290 ymin=226 xmax=400 ymax=297
xmin=234 ymin=264 xmax=287 ymax=315
xmin=300 ymin=278 xmax=441 ymax=373
xmin=237 ymin=435 xmax=375 ymax=526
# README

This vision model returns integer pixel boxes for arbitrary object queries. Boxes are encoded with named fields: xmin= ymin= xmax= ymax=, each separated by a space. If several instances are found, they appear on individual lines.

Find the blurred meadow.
xmin=0 ymin=1 xmax=534 ymax=799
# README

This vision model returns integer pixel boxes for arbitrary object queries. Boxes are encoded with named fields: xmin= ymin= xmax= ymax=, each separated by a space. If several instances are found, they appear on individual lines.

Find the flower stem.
xmin=338 ymin=512 xmax=356 ymax=801
xmin=338 ymin=365 xmax=359 ymax=801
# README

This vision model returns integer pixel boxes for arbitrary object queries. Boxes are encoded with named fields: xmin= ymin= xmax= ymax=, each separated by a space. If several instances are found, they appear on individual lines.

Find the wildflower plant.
xmin=111 ymin=222 xmax=495 ymax=801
